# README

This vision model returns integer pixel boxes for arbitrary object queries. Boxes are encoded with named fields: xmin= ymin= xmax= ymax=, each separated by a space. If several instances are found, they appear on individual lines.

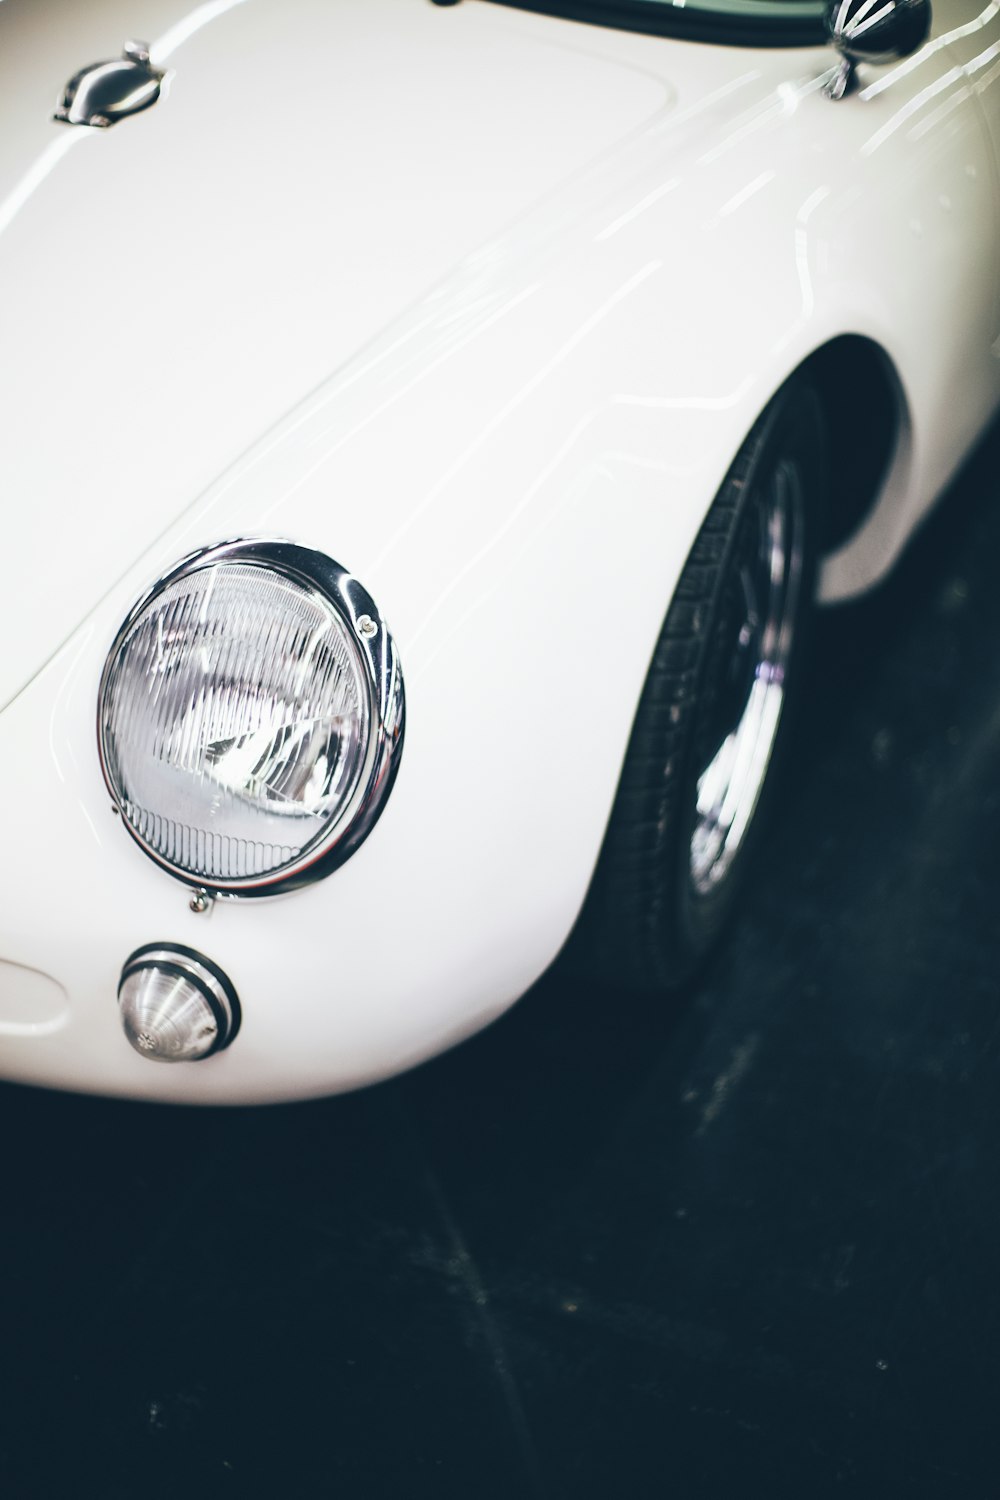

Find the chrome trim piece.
xmin=98 ymin=539 xmax=406 ymax=899
xmin=824 ymin=0 xmax=931 ymax=99
xmin=53 ymin=41 xmax=165 ymax=130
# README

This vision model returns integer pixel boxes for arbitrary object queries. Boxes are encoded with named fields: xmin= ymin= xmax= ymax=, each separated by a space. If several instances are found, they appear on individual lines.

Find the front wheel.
xmin=577 ymin=379 xmax=828 ymax=991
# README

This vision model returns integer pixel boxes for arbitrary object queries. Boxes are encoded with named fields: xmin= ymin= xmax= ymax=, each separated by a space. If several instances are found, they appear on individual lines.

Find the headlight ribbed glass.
xmin=98 ymin=541 xmax=404 ymax=894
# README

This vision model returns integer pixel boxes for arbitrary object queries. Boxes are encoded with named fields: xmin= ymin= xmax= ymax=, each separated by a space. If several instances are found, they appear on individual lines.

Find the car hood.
xmin=0 ymin=0 xmax=674 ymax=711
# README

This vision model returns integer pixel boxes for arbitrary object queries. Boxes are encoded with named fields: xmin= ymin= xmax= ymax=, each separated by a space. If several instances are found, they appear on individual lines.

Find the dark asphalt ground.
xmin=2 ymin=420 xmax=999 ymax=1499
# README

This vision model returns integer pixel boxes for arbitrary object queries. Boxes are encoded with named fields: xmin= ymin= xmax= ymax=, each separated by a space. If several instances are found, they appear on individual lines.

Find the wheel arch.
xmin=792 ymin=334 xmax=910 ymax=556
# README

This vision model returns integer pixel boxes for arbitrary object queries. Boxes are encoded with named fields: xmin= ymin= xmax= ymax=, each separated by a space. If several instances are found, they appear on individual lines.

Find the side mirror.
xmin=824 ymin=0 xmax=932 ymax=99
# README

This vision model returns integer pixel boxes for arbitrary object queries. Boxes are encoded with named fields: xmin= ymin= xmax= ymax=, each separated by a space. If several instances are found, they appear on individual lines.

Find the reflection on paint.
xmin=862 ymin=0 xmax=1000 ymax=98
xmin=0 ymin=131 xmax=91 ymax=242
xmin=151 ymin=0 xmax=251 ymax=65
xmin=596 ymin=178 xmax=680 ymax=242
xmin=794 ymin=185 xmax=830 ymax=319
xmin=863 ymin=64 xmax=967 ymax=154
xmin=395 ymin=259 xmax=665 ymax=640
xmin=718 ymin=168 xmax=776 ymax=218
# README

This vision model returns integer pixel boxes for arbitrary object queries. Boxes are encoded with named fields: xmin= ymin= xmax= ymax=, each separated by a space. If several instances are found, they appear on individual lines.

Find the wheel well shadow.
xmin=798 ymin=333 xmax=906 ymax=554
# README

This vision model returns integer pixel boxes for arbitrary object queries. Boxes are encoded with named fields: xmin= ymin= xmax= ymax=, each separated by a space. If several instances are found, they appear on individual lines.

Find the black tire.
xmin=574 ymin=378 xmax=828 ymax=991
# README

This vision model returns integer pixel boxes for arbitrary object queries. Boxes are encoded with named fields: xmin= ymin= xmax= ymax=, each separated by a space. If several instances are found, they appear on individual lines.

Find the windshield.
xmin=484 ymin=0 xmax=828 ymax=47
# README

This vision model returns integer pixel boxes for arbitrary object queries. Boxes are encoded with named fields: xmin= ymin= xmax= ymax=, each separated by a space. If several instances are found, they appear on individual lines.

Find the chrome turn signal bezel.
xmin=118 ymin=942 xmax=241 ymax=1061
xmin=97 ymin=538 xmax=405 ymax=898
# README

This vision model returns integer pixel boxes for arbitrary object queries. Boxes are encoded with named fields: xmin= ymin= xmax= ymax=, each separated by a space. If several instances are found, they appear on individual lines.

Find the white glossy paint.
xmin=1 ymin=0 xmax=998 ymax=1100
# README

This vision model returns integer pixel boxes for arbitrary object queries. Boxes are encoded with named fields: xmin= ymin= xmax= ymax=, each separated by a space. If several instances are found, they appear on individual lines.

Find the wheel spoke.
xmin=689 ymin=456 xmax=805 ymax=895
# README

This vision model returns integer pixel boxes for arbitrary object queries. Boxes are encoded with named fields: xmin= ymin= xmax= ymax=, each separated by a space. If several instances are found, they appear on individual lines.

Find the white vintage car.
xmin=1 ymin=0 xmax=997 ymax=1102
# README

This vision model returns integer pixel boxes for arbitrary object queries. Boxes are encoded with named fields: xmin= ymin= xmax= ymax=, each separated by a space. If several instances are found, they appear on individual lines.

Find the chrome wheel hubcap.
xmin=689 ymin=457 xmax=805 ymax=895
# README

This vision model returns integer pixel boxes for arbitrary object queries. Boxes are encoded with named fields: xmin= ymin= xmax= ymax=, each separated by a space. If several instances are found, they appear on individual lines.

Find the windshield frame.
xmin=482 ymin=0 xmax=829 ymax=49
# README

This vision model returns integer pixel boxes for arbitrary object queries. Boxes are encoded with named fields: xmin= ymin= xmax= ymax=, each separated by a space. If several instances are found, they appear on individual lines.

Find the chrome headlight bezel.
xmin=97 ymin=538 xmax=405 ymax=898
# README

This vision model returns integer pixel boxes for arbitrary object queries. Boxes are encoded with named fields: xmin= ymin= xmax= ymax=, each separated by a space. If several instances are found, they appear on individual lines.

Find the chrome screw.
xmin=356 ymin=614 xmax=378 ymax=639
xmin=189 ymin=889 xmax=212 ymax=914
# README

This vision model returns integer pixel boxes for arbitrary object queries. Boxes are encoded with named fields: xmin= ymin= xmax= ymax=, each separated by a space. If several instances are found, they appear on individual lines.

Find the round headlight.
xmin=98 ymin=540 xmax=404 ymax=895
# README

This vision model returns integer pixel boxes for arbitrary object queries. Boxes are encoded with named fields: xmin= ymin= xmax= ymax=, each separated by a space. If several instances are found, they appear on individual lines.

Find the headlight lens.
xmin=99 ymin=540 xmax=404 ymax=894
